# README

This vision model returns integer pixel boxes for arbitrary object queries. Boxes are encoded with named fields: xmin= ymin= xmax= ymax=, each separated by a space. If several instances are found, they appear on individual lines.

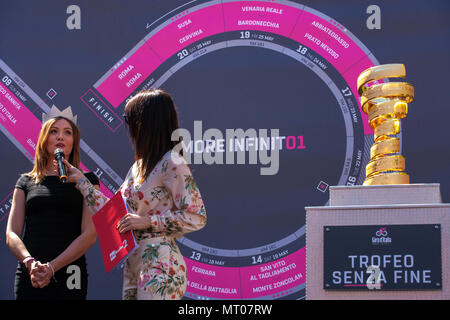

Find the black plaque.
xmin=323 ymin=224 xmax=442 ymax=290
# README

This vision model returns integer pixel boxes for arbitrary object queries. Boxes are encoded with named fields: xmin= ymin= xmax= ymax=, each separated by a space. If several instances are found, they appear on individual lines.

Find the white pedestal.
xmin=305 ymin=184 xmax=450 ymax=300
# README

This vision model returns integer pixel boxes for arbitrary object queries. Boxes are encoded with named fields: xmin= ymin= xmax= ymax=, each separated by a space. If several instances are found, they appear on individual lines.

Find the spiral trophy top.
xmin=357 ymin=64 xmax=414 ymax=185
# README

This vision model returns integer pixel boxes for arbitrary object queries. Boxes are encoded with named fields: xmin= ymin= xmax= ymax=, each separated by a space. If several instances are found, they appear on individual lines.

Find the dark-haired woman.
xmin=62 ymin=89 xmax=206 ymax=300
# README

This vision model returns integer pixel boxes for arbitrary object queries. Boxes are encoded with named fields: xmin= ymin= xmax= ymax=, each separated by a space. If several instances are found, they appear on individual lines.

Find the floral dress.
xmin=76 ymin=150 xmax=206 ymax=300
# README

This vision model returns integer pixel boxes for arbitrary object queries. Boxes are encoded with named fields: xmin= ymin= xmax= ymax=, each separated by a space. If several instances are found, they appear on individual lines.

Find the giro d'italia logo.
xmin=372 ymin=227 xmax=392 ymax=245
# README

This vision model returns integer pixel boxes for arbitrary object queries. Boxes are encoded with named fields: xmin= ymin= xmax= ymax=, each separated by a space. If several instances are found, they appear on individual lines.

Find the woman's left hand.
xmin=117 ymin=213 xmax=151 ymax=234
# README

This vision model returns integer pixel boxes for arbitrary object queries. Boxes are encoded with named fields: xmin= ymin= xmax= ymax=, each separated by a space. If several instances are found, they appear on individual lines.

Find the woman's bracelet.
xmin=22 ymin=256 xmax=35 ymax=269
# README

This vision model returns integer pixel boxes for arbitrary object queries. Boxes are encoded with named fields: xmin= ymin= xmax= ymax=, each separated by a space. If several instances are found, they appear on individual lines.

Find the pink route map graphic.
xmin=93 ymin=1 xmax=374 ymax=136
xmin=0 ymin=0 xmax=387 ymax=299
xmin=82 ymin=0 xmax=379 ymax=300
xmin=0 ymin=81 xmax=115 ymax=198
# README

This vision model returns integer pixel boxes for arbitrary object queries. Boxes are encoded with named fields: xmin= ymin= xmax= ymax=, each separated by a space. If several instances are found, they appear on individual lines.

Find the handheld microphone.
xmin=54 ymin=148 xmax=67 ymax=183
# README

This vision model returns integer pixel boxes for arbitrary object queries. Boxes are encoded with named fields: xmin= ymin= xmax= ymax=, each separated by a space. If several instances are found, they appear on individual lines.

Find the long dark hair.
xmin=124 ymin=88 xmax=180 ymax=181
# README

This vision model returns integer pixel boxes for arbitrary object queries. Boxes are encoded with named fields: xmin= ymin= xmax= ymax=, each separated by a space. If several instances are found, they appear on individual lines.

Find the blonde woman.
xmin=62 ymin=89 xmax=207 ymax=300
xmin=6 ymin=106 xmax=99 ymax=300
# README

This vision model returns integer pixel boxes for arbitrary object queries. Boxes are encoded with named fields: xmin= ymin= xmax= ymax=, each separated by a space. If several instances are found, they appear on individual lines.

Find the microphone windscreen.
xmin=54 ymin=148 xmax=64 ymax=159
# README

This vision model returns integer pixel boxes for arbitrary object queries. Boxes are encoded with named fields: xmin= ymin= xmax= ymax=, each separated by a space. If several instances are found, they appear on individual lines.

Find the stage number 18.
xmin=296 ymin=45 xmax=308 ymax=55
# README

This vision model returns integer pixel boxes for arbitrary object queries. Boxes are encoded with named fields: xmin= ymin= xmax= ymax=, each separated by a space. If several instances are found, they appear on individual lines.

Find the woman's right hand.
xmin=58 ymin=158 xmax=85 ymax=184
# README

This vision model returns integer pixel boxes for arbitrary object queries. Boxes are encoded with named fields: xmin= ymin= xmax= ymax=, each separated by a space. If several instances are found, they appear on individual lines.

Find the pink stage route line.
xmin=147 ymin=4 xmax=224 ymax=63
xmin=93 ymin=1 xmax=375 ymax=134
xmin=185 ymin=258 xmax=241 ymax=299
xmin=79 ymin=163 xmax=114 ymax=199
xmin=240 ymin=247 xmax=305 ymax=298
xmin=0 ymin=83 xmax=114 ymax=200
xmin=291 ymin=11 xmax=367 ymax=77
xmin=222 ymin=1 xmax=300 ymax=37
xmin=289 ymin=10 xmax=374 ymax=134
xmin=96 ymin=45 xmax=161 ymax=109
xmin=0 ymin=82 xmax=41 ymax=157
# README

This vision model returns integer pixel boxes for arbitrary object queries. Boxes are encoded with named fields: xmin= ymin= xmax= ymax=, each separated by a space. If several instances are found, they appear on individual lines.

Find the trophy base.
xmin=305 ymin=183 xmax=450 ymax=300
xmin=330 ymin=183 xmax=441 ymax=206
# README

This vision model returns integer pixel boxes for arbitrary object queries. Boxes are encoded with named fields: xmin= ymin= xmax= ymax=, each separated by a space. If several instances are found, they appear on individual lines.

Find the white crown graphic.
xmin=42 ymin=105 xmax=77 ymax=125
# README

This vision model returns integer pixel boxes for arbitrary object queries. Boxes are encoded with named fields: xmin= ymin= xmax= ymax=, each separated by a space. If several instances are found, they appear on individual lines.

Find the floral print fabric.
xmin=122 ymin=150 xmax=206 ymax=299
xmin=120 ymin=150 xmax=206 ymax=241
xmin=122 ymin=237 xmax=187 ymax=300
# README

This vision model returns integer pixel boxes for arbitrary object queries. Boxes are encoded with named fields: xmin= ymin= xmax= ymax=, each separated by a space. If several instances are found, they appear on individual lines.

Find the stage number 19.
xmin=240 ymin=31 xmax=250 ymax=39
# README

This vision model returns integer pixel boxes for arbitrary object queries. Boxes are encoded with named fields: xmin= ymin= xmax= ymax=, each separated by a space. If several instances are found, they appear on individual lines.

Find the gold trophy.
xmin=357 ymin=64 xmax=414 ymax=185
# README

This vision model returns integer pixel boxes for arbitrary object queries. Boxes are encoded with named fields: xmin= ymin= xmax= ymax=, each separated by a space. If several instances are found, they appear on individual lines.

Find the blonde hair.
xmin=27 ymin=117 xmax=81 ymax=183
